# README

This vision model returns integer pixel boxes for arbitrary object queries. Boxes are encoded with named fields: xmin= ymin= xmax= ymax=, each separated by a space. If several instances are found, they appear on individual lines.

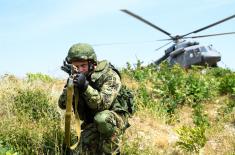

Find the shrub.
xmin=154 ymin=63 xmax=186 ymax=114
xmin=176 ymin=126 xmax=206 ymax=153
xmin=185 ymin=73 xmax=211 ymax=105
xmin=13 ymin=88 xmax=60 ymax=121
xmin=219 ymin=73 xmax=235 ymax=94
xmin=0 ymin=141 xmax=18 ymax=155
xmin=0 ymin=86 xmax=63 ymax=154
xmin=0 ymin=119 xmax=63 ymax=155
xmin=192 ymin=104 xmax=210 ymax=128
xmin=207 ymin=67 xmax=232 ymax=77
xmin=26 ymin=73 xmax=54 ymax=83
xmin=217 ymin=98 xmax=235 ymax=118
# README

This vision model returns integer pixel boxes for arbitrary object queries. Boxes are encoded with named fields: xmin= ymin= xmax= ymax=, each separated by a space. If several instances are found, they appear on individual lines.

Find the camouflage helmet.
xmin=66 ymin=43 xmax=97 ymax=63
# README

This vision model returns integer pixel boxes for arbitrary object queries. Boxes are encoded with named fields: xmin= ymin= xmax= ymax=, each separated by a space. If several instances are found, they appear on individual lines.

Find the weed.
xmin=176 ymin=126 xmax=206 ymax=153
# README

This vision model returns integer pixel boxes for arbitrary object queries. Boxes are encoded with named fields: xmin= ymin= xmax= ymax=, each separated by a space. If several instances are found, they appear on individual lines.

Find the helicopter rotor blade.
xmin=181 ymin=13 xmax=235 ymax=38
xmin=121 ymin=9 xmax=173 ymax=39
xmin=183 ymin=32 xmax=235 ymax=39
xmin=156 ymin=38 xmax=172 ymax=41
xmin=155 ymin=41 xmax=173 ymax=51
xmin=91 ymin=40 xmax=158 ymax=47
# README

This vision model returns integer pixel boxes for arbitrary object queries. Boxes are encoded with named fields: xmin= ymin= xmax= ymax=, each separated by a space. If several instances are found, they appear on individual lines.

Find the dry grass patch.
xmin=123 ymin=109 xmax=179 ymax=154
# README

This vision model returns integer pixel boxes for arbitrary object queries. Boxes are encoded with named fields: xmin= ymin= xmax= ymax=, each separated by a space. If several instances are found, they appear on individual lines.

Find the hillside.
xmin=0 ymin=63 xmax=235 ymax=155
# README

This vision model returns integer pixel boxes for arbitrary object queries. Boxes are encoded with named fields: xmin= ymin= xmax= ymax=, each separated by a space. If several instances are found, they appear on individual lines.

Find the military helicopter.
xmin=121 ymin=10 xmax=235 ymax=68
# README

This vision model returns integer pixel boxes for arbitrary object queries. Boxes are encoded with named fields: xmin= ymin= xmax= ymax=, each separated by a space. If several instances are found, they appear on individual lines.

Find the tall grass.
xmin=0 ymin=73 xmax=64 ymax=154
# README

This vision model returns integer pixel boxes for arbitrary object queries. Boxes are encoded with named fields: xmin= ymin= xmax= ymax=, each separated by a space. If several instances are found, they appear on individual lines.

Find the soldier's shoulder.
xmin=91 ymin=60 xmax=109 ymax=82
xmin=91 ymin=60 xmax=120 ymax=82
xmin=95 ymin=60 xmax=109 ymax=72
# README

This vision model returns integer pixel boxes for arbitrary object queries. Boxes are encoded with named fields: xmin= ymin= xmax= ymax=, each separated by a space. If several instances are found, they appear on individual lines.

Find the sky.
xmin=0 ymin=0 xmax=235 ymax=78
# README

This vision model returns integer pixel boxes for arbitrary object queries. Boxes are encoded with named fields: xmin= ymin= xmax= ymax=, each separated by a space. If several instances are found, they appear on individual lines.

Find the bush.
xmin=13 ymin=88 xmax=60 ymax=121
xmin=176 ymin=126 xmax=206 ymax=153
xmin=0 ymin=119 xmax=64 ymax=154
xmin=185 ymin=73 xmax=211 ymax=105
xmin=217 ymin=98 xmax=235 ymax=118
xmin=192 ymin=104 xmax=210 ymax=128
xmin=219 ymin=73 xmax=235 ymax=94
xmin=154 ymin=63 xmax=186 ymax=114
xmin=0 ymin=84 xmax=63 ymax=154
xmin=207 ymin=67 xmax=232 ymax=77
xmin=0 ymin=141 xmax=18 ymax=155
xmin=26 ymin=73 xmax=54 ymax=83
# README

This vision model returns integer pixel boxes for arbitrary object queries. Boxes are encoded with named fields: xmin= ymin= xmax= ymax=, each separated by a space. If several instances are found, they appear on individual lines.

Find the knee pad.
xmin=94 ymin=110 xmax=116 ymax=137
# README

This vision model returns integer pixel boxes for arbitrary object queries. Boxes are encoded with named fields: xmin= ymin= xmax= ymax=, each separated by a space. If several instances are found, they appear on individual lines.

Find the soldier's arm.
xmin=83 ymin=70 xmax=121 ymax=111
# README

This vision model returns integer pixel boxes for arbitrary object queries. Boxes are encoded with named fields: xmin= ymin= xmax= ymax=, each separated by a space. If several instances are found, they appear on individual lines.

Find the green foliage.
xmin=122 ymin=60 xmax=155 ymax=82
xmin=137 ymin=84 xmax=151 ymax=106
xmin=0 ymin=119 xmax=64 ymax=155
xmin=153 ymin=63 xmax=214 ymax=115
xmin=13 ymin=88 xmax=60 ymax=121
xmin=219 ymin=73 xmax=235 ymax=94
xmin=123 ymin=61 xmax=220 ymax=116
xmin=192 ymin=104 xmax=210 ymax=128
xmin=126 ymin=62 xmax=132 ymax=70
xmin=0 ymin=77 xmax=63 ymax=154
xmin=132 ymin=64 xmax=150 ymax=81
xmin=206 ymin=67 xmax=235 ymax=95
xmin=156 ymin=63 xmax=186 ymax=114
xmin=185 ymin=73 xmax=211 ymax=105
xmin=218 ymin=98 xmax=235 ymax=118
xmin=0 ymin=141 xmax=18 ymax=155
xmin=176 ymin=126 xmax=207 ymax=153
xmin=207 ymin=67 xmax=232 ymax=77
xmin=26 ymin=72 xmax=54 ymax=83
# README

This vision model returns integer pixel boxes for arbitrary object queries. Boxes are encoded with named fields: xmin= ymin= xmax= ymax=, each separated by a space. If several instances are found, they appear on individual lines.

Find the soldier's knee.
xmin=94 ymin=110 xmax=116 ymax=137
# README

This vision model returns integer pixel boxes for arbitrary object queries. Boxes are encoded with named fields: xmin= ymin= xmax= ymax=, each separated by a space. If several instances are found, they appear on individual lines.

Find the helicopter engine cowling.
xmin=169 ymin=48 xmax=185 ymax=58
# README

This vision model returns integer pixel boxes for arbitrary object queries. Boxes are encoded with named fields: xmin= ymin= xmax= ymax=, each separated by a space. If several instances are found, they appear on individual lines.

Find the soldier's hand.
xmin=73 ymin=73 xmax=89 ymax=92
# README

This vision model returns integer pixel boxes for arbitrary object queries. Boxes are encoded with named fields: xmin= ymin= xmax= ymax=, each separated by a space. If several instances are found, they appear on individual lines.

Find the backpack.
xmin=109 ymin=63 xmax=135 ymax=116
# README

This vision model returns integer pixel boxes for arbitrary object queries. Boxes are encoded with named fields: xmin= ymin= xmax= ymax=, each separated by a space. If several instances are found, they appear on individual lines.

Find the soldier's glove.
xmin=73 ymin=73 xmax=89 ymax=92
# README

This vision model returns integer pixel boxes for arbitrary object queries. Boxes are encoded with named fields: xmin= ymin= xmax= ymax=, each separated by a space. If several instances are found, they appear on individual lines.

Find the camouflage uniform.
xmin=59 ymin=43 xmax=129 ymax=155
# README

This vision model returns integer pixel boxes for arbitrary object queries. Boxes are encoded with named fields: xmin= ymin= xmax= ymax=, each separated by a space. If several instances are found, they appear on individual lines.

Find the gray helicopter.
xmin=121 ymin=10 xmax=235 ymax=68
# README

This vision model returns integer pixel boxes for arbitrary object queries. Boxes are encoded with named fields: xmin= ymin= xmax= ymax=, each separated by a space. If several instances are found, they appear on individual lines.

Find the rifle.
xmin=61 ymin=60 xmax=81 ymax=153
xmin=61 ymin=60 xmax=79 ymax=76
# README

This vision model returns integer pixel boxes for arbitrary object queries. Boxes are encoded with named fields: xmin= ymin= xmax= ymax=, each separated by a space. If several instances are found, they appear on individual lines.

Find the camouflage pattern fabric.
xmin=79 ymin=110 xmax=125 ymax=154
xmin=66 ymin=43 xmax=97 ymax=63
xmin=58 ymin=60 xmax=129 ymax=154
xmin=83 ymin=61 xmax=121 ymax=111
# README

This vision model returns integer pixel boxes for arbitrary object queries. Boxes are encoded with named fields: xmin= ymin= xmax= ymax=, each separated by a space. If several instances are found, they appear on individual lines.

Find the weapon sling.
xmin=64 ymin=77 xmax=81 ymax=151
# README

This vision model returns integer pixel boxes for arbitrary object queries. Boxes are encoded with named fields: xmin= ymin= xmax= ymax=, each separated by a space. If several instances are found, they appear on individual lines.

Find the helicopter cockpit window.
xmin=194 ymin=48 xmax=200 ymax=53
xmin=200 ymin=47 xmax=207 ymax=52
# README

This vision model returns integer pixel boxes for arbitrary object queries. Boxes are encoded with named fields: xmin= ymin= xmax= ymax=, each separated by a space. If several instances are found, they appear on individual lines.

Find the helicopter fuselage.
xmin=166 ymin=41 xmax=221 ymax=68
